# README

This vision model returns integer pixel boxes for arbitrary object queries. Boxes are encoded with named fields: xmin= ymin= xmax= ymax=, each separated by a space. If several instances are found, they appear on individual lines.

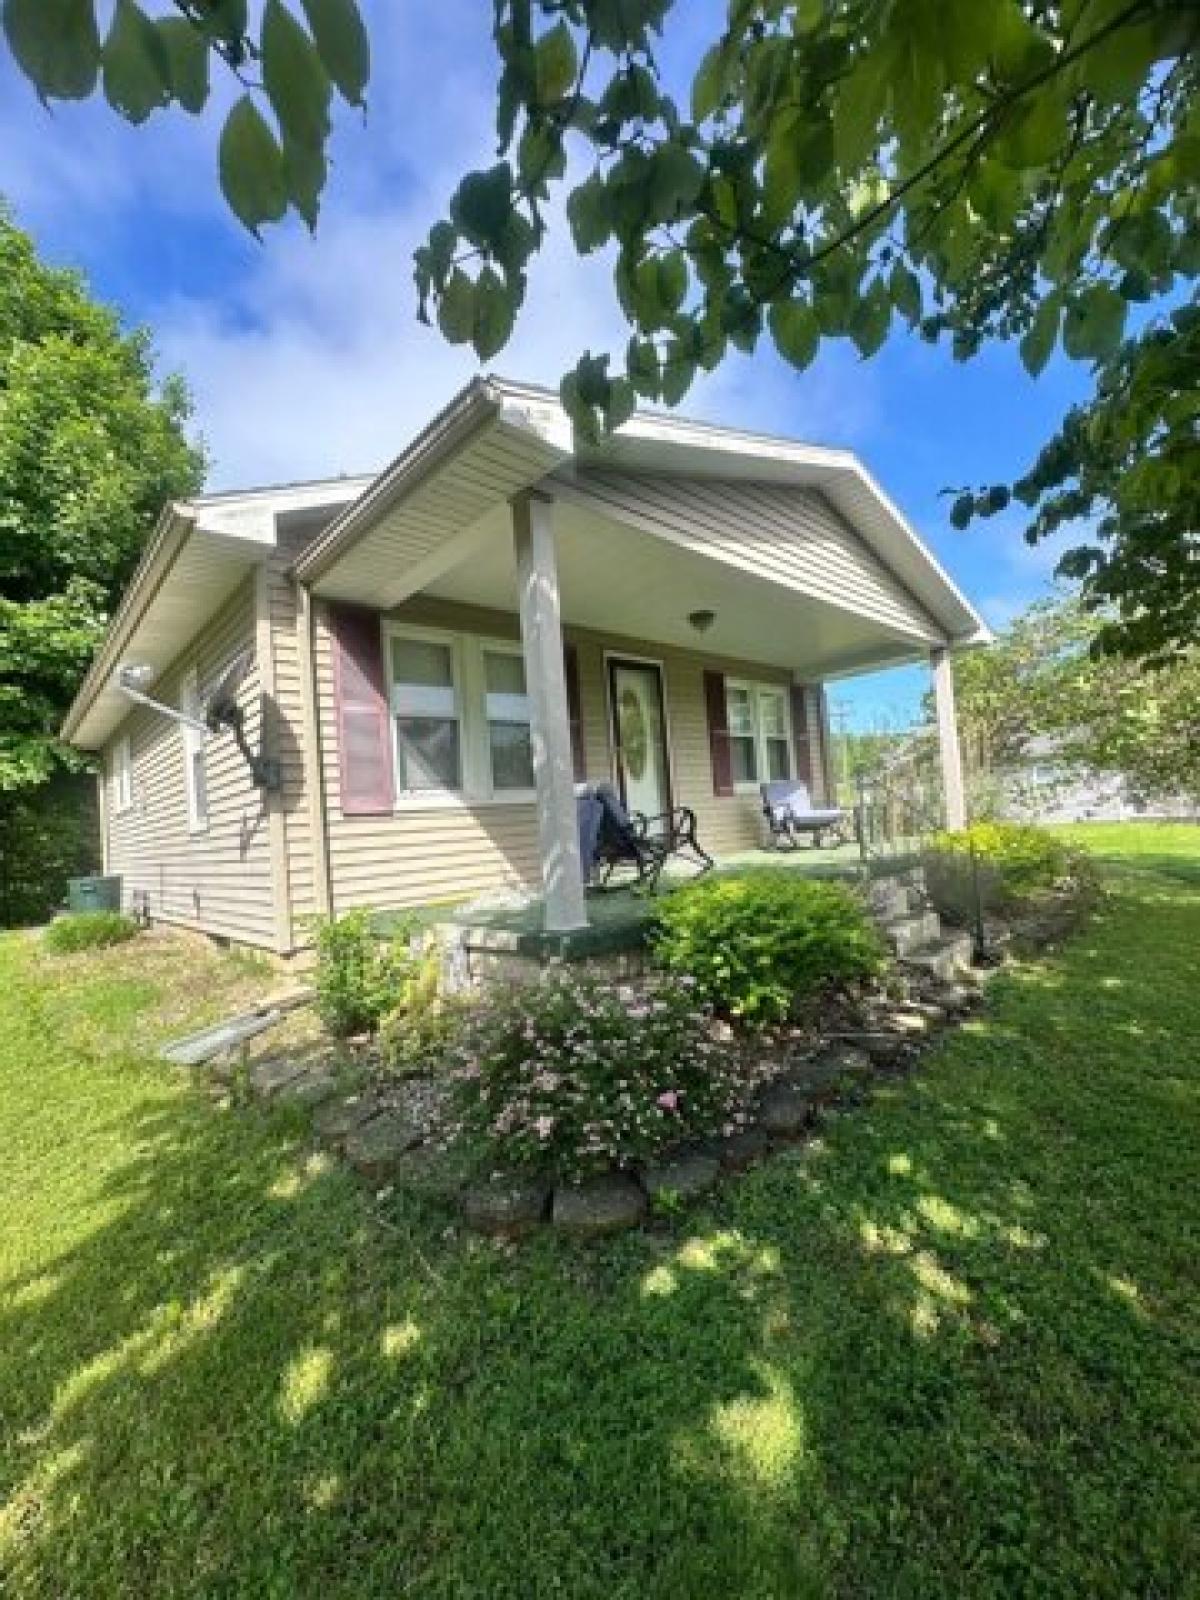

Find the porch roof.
xmin=294 ymin=376 xmax=989 ymax=676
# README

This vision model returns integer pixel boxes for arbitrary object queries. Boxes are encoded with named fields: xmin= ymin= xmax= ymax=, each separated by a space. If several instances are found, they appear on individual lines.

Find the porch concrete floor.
xmin=405 ymin=841 xmax=917 ymax=964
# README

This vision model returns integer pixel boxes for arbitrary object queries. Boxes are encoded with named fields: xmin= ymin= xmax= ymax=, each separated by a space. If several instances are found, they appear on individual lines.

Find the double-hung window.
xmin=112 ymin=736 xmax=132 ymax=815
xmin=725 ymin=680 xmax=792 ymax=788
xmin=385 ymin=628 xmax=540 ymax=804
xmin=181 ymin=667 xmax=209 ymax=832
xmin=482 ymin=646 xmax=534 ymax=793
xmin=390 ymin=633 xmax=462 ymax=795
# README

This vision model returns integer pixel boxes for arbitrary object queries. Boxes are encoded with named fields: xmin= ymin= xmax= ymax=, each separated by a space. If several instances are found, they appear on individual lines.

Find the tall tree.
xmin=950 ymin=595 xmax=1200 ymax=801
xmin=3 ymin=1 xmax=1196 ymax=656
xmin=0 ymin=207 xmax=203 ymax=917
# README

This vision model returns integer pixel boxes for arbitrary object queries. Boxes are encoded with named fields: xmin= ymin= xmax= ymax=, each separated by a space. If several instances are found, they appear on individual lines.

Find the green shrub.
xmin=313 ymin=910 xmax=418 ymax=1039
xmin=929 ymin=821 xmax=1085 ymax=893
xmin=43 ymin=911 xmax=138 ymax=954
xmin=650 ymin=872 xmax=885 ymax=1027
xmin=449 ymin=971 xmax=761 ymax=1182
xmin=378 ymin=943 xmax=467 ymax=1076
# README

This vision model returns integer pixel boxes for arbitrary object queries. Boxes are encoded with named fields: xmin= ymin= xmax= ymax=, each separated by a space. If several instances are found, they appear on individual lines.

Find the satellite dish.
xmin=204 ymin=648 xmax=255 ymax=732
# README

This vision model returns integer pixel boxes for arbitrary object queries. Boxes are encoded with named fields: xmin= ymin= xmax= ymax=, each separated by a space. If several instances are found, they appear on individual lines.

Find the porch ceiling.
xmin=422 ymin=496 xmax=932 ymax=680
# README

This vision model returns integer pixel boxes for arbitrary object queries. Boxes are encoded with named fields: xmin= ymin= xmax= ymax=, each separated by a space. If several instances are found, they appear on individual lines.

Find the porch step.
xmin=866 ymin=879 xmax=926 ymax=922
xmin=880 ymin=909 xmax=943 ymax=959
xmin=901 ymin=932 xmax=975 ymax=983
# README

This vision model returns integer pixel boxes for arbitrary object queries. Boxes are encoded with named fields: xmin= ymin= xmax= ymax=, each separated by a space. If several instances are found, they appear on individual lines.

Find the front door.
xmin=608 ymin=658 xmax=672 ymax=820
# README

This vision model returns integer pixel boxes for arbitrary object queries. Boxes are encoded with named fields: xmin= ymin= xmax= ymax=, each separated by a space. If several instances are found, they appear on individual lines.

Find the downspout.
xmin=297 ymin=580 xmax=334 ymax=922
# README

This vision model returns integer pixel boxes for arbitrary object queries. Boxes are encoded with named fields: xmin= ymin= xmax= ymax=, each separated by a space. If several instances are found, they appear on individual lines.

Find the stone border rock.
xmin=204 ymin=956 xmax=1011 ymax=1243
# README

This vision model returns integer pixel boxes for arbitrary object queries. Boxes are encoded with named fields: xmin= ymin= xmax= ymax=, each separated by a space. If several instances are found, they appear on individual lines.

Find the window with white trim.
xmin=389 ymin=632 xmax=463 ymax=795
xmin=181 ymin=667 xmax=209 ymax=832
xmin=482 ymin=646 xmax=534 ymax=793
xmin=112 ymin=736 xmax=132 ymax=815
xmin=385 ymin=628 xmax=541 ymax=804
xmin=726 ymin=681 xmax=792 ymax=788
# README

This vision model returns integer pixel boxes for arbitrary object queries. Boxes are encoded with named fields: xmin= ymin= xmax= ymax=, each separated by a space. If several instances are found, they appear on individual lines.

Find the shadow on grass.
xmin=1 ymin=869 xmax=1198 ymax=1597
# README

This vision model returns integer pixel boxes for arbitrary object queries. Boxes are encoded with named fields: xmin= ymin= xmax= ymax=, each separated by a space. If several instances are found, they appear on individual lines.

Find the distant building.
xmin=994 ymin=736 xmax=1197 ymax=825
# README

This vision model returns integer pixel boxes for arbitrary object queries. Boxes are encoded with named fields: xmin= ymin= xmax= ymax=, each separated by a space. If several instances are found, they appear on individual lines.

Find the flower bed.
xmin=447 ymin=969 xmax=771 ymax=1185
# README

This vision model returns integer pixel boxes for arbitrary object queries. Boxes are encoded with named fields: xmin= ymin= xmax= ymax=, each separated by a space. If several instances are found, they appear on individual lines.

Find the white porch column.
xmin=512 ymin=491 xmax=588 ymax=933
xmin=931 ymin=645 xmax=967 ymax=830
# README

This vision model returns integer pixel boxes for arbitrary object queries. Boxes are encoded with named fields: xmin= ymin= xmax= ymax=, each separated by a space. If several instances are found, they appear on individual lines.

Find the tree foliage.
xmin=4 ymin=1 xmax=1197 ymax=655
xmin=2 ymin=0 xmax=369 ymax=232
xmin=0 ymin=209 xmax=204 ymax=800
xmin=950 ymin=596 xmax=1200 ymax=802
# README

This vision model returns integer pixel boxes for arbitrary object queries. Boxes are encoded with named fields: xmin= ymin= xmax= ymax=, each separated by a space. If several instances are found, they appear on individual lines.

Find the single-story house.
xmin=62 ymin=376 xmax=989 ymax=954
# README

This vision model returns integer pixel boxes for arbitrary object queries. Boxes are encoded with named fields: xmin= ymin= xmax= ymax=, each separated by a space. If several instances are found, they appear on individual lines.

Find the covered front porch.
xmin=296 ymin=378 xmax=986 ymax=935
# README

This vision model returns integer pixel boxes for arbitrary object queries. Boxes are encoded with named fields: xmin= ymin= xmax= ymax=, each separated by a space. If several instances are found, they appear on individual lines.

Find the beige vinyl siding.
xmin=102 ymin=577 xmax=277 ymax=946
xmin=559 ymin=469 xmax=941 ymax=642
xmin=316 ymin=595 xmax=804 ymax=915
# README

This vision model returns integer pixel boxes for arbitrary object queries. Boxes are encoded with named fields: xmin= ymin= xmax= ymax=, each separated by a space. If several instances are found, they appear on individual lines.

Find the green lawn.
xmin=2 ymin=825 xmax=1198 ymax=1598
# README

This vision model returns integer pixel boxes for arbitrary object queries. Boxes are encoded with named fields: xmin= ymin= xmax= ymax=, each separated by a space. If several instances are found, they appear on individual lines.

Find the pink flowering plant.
xmin=448 ymin=970 xmax=756 ymax=1182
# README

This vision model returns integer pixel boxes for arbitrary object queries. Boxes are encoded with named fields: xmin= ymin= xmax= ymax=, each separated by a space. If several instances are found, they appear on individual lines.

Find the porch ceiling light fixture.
xmin=687 ymin=608 xmax=716 ymax=635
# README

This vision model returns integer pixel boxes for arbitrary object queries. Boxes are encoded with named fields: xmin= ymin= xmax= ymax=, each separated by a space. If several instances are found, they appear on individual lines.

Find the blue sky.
xmin=0 ymin=2 xmax=1090 ymax=728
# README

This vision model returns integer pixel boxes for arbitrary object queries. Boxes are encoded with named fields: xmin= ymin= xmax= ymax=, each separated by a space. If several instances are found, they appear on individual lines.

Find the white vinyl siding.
xmin=560 ymin=469 xmax=942 ymax=642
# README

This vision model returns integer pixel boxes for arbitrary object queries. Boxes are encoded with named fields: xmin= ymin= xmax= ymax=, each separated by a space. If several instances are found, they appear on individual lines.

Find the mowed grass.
xmin=2 ymin=825 xmax=1198 ymax=1598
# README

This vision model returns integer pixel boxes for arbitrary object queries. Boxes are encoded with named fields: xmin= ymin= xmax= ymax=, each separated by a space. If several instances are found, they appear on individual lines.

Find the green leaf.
xmin=283 ymin=135 xmax=326 ymax=230
xmin=566 ymin=171 xmax=611 ymax=253
xmin=768 ymin=298 xmax=819 ymax=371
xmin=472 ymin=267 xmax=516 ymax=361
xmin=218 ymin=95 xmax=289 ymax=236
xmin=518 ymin=120 xmax=567 ymax=187
xmin=604 ymin=377 xmax=637 ymax=431
xmin=996 ymin=92 xmax=1069 ymax=171
xmin=849 ymin=278 xmax=891 ymax=357
xmin=889 ymin=263 xmax=922 ymax=324
xmin=647 ymin=141 xmax=706 ymax=222
xmin=437 ymin=270 xmax=475 ymax=346
xmin=3 ymin=0 xmax=99 ymax=100
xmin=1062 ymin=285 xmax=1128 ymax=362
xmin=299 ymin=0 xmax=369 ymax=106
xmin=1020 ymin=297 xmax=1060 ymax=377
xmin=534 ymin=19 xmax=578 ymax=107
xmin=660 ymin=344 xmax=696 ymax=407
xmin=833 ymin=55 xmax=888 ymax=171
xmin=102 ymin=0 xmax=170 ymax=124
xmin=691 ymin=42 xmax=730 ymax=121
xmin=626 ymin=337 xmax=660 ymax=399
xmin=262 ymin=0 xmax=331 ymax=151
xmin=451 ymin=164 xmax=514 ymax=250
xmin=949 ymin=493 xmax=974 ymax=531
xmin=657 ymin=250 xmax=688 ymax=314
xmin=156 ymin=17 xmax=209 ymax=114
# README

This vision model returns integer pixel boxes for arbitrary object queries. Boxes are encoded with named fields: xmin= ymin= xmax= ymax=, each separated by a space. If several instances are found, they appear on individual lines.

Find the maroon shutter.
xmin=564 ymin=643 xmax=586 ymax=781
xmin=703 ymin=669 xmax=733 ymax=797
xmin=791 ymin=685 xmax=815 ymax=789
xmin=329 ymin=604 xmax=394 ymax=816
